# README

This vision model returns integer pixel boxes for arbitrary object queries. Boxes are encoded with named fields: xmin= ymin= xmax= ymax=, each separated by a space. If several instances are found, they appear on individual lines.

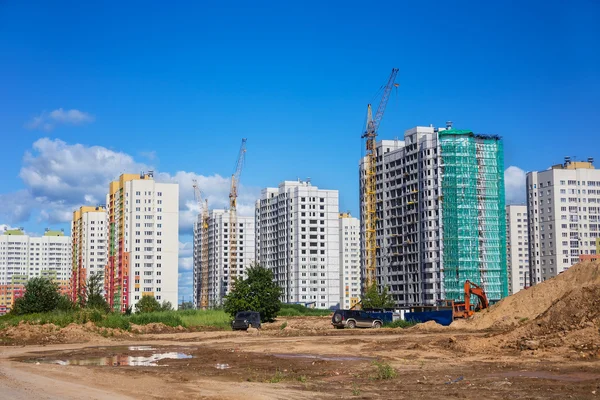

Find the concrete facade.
xmin=0 ymin=229 xmax=71 ymax=312
xmin=360 ymin=124 xmax=507 ymax=307
xmin=339 ymin=213 xmax=360 ymax=309
xmin=255 ymin=180 xmax=340 ymax=309
xmin=194 ymin=210 xmax=255 ymax=307
xmin=71 ymin=206 xmax=107 ymax=301
xmin=506 ymin=205 xmax=529 ymax=294
xmin=526 ymin=159 xmax=600 ymax=284
xmin=360 ymin=127 xmax=443 ymax=307
xmin=105 ymin=172 xmax=179 ymax=311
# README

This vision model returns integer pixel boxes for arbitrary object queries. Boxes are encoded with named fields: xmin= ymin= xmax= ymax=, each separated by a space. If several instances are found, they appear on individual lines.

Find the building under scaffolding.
xmin=359 ymin=123 xmax=507 ymax=307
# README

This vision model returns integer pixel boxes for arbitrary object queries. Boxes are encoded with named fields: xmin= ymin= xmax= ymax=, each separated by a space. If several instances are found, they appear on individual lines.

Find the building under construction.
xmin=193 ymin=210 xmax=255 ymax=308
xmin=359 ymin=123 xmax=508 ymax=307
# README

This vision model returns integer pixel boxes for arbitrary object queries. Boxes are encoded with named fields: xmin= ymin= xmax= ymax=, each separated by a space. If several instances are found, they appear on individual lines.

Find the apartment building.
xmin=526 ymin=158 xmax=600 ymax=284
xmin=255 ymin=180 xmax=340 ymax=309
xmin=71 ymin=205 xmax=107 ymax=301
xmin=0 ymin=229 xmax=71 ymax=312
xmin=359 ymin=123 xmax=507 ymax=307
xmin=339 ymin=213 xmax=360 ymax=309
xmin=193 ymin=210 xmax=255 ymax=308
xmin=105 ymin=172 xmax=179 ymax=312
xmin=506 ymin=205 xmax=529 ymax=294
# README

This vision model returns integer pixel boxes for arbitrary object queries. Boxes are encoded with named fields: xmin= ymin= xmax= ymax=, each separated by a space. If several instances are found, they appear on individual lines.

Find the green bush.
xmin=371 ymin=360 xmax=397 ymax=380
xmin=11 ymin=277 xmax=61 ymax=315
xmin=384 ymin=319 xmax=417 ymax=329
xmin=177 ymin=309 xmax=231 ymax=329
xmin=279 ymin=304 xmax=332 ymax=316
xmin=96 ymin=313 xmax=130 ymax=330
xmin=224 ymin=264 xmax=283 ymax=322
xmin=129 ymin=311 xmax=184 ymax=327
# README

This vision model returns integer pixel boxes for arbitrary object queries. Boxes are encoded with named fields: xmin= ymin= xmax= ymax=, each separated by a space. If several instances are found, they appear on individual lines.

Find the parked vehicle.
xmin=231 ymin=311 xmax=261 ymax=331
xmin=331 ymin=310 xmax=383 ymax=329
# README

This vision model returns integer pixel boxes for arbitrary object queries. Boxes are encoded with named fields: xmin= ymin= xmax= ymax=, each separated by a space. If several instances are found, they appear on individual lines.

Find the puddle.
xmin=27 ymin=352 xmax=192 ymax=367
xmin=272 ymin=353 xmax=371 ymax=361
xmin=490 ymin=371 xmax=600 ymax=382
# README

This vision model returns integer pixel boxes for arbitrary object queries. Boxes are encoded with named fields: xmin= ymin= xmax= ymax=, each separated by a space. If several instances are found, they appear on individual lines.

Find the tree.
xmin=84 ymin=273 xmax=110 ymax=312
xmin=160 ymin=300 xmax=173 ymax=311
xmin=179 ymin=301 xmax=194 ymax=310
xmin=135 ymin=295 xmax=162 ymax=313
xmin=223 ymin=264 xmax=282 ymax=322
xmin=361 ymin=285 xmax=395 ymax=309
xmin=11 ymin=277 xmax=61 ymax=315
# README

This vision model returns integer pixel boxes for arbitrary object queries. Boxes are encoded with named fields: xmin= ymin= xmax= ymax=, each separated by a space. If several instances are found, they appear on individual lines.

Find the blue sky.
xmin=1 ymin=1 xmax=598 ymax=301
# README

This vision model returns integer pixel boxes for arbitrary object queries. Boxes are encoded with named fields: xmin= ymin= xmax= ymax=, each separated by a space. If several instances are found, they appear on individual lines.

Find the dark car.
xmin=231 ymin=311 xmax=261 ymax=331
xmin=331 ymin=309 xmax=383 ymax=329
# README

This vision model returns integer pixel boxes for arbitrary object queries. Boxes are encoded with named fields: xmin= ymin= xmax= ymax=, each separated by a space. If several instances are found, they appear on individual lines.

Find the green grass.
xmin=177 ymin=309 xmax=232 ymax=329
xmin=371 ymin=360 xmax=397 ymax=380
xmin=278 ymin=304 xmax=332 ymax=317
xmin=384 ymin=319 xmax=418 ymax=329
xmin=0 ymin=308 xmax=233 ymax=331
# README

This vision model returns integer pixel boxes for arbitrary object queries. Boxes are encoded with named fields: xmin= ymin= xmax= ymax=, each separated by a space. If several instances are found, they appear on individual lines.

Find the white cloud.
xmin=26 ymin=108 xmax=95 ymax=131
xmin=1 ymin=138 xmax=259 ymax=232
xmin=505 ymin=166 xmax=527 ymax=205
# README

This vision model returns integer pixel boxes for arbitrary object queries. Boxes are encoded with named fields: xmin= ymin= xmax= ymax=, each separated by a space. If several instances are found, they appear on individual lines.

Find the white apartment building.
xmin=71 ymin=206 xmax=107 ymax=301
xmin=339 ymin=213 xmax=360 ymax=309
xmin=105 ymin=172 xmax=179 ymax=312
xmin=526 ymin=158 xmax=600 ymax=284
xmin=506 ymin=205 xmax=529 ymax=294
xmin=194 ymin=210 xmax=255 ymax=308
xmin=0 ymin=229 xmax=71 ymax=311
xmin=255 ymin=180 xmax=340 ymax=309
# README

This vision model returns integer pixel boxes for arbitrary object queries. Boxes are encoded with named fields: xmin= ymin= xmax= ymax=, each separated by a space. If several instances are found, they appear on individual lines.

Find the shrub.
xmin=371 ymin=360 xmax=397 ymax=380
xmin=224 ymin=264 xmax=282 ymax=322
xmin=135 ymin=295 xmax=162 ymax=313
xmin=11 ymin=277 xmax=61 ymax=315
xmin=384 ymin=319 xmax=417 ymax=329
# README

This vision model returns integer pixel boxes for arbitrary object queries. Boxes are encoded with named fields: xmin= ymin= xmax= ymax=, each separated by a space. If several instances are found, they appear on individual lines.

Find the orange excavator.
xmin=451 ymin=280 xmax=489 ymax=319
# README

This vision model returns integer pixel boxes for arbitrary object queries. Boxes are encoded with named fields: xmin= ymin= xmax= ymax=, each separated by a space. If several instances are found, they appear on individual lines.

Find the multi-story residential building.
xmin=71 ymin=205 xmax=107 ymax=301
xmin=526 ymin=158 xmax=600 ymax=284
xmin=105 ymin=172 xmax=179 ymax=312
xmin=193 ymin=210 xmax=255 ymax=308
xmin=506 ymin=205 xmax=529 ymax=294
xmin=359 ymin=123 xmax=507 ymax=307
xmin=0 ymin=229 xmax=71 ymax=312
xmin=339 ymin=213 xmax=360 ymax=309
xmin=255 ymin=180 xmax=340 ymax=309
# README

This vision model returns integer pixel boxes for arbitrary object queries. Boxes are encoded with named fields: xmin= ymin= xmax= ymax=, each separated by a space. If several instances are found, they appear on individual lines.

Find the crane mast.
xmin=362 ymin=68 xmax=399 ymax=291
xmin=192 ymin=179 xmax=209 ymax=310
xmin=229 ymin=139 xmax=247 ymax=291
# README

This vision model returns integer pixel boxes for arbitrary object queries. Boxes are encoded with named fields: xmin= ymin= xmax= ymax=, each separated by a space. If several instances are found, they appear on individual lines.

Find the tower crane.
xmin=362 ymin=68 xmax=399 ymax=292
xmin=192 ymin=179 xmax=209 ymax=310
xmin=229 ymin=138 xmax=247 ymax=291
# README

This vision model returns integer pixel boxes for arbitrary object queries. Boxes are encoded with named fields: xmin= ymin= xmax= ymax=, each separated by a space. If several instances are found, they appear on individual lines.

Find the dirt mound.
xmin=497 ymin=284 xmax=600 ymax=354
xmin=0 ymin=321 xmax=130 ymax=345
xmin=408 ymin=320 xmax=447 ymax=332
xmin=130 ymin=323 xmax=185 ymax=334
xmin=453 ymin=261 xmax=600 ymax=331
xmin=262 ymin=316 xmax=332 ymax=332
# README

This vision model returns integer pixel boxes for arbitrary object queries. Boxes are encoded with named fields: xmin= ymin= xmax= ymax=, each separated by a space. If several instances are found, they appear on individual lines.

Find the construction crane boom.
xmin=192 ymin=179 xmax=209 ymax=310
xmin=229 ymin=139 xmax=247 ymax=292
xmin=362 ymin=68 xmax=399 ymax=292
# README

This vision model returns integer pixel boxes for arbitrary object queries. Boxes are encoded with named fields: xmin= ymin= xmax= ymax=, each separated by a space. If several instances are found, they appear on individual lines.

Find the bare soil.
xmin=1 ymin=261 xmax=599 ymax=399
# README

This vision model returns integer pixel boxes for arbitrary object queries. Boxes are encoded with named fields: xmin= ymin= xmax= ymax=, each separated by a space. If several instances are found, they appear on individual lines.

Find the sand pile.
xmin=495 ymin=284 xmax=600 ymax=354
xmin=408 ymin=320 xmax=448 ymax=332
xmin=0 ymin=321 xmax=129 ymax=345
xmin=130 ymin=323 xmax=185 ymax=334
xmin=451 ymin=261 xmax=600 ymax=330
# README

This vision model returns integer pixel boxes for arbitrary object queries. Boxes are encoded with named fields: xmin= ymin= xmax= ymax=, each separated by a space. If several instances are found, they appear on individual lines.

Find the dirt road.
xmin=1 ymin=321 xmax=599 ymax=400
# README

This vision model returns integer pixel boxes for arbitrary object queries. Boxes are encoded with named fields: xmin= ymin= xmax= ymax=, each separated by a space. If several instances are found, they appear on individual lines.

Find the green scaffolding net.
xmin=440 ymin=130 xmax=508 ymax=302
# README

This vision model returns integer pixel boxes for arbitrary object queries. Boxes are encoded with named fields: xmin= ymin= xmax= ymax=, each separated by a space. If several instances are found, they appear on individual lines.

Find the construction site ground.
xmin=0 ymin=316 xmax=598 ymax=400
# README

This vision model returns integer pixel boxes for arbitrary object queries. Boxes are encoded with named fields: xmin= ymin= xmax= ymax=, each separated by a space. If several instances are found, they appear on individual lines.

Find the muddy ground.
xmin=1 ymin=316 xmax=599 ymax=399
